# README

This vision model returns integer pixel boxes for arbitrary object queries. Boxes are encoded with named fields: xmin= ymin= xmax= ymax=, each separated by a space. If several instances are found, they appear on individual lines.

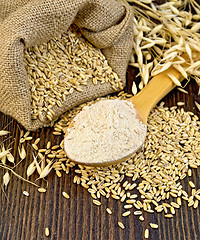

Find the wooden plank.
xmin=0 ymin=73 xmax=200 ymax=239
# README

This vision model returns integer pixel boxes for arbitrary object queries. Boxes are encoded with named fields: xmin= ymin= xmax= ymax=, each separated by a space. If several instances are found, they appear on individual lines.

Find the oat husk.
xmin=0 ymin=0 xmax=133 ymax=130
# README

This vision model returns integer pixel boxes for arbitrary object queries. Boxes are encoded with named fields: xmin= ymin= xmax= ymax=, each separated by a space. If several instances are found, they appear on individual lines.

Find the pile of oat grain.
xmin=24 ymin=27 xmax=123 ymax=121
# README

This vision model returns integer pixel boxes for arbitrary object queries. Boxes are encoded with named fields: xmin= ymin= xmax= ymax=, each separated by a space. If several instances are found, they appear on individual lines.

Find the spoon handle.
xmin=129 ymin=66 xmax=185 ymax=124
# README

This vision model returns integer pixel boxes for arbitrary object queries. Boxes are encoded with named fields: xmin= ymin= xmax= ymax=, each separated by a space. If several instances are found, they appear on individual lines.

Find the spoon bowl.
xmin=64 ymin=64 xmax=186 ymax=166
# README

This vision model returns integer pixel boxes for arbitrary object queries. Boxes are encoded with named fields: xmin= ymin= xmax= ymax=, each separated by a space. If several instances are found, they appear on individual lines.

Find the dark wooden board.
xmin=0 ymin=66 xmax=200 ymax=240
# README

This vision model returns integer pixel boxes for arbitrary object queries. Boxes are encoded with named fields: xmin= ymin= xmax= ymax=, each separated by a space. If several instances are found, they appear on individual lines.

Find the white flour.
xmin=64 ymin=99 xmax=147 ymax=164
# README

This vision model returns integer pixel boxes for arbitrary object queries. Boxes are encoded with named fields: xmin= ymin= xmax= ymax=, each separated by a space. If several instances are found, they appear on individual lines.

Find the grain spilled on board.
xmin=62 ymin=191 xmax=70 ymax=199
xmin=106 ymin=208 xmax=112 ymax=215
xmin=118 ymin=222 xmax=125 ymax=229
xmin=23 ymin=191 xmax=29 ymax=197
xmin=144 ymin=229 xmax=149 ymax=239
xmin=38 ymin=188 xmax=47 ymax=193
xmin=45 ymin=228 xmax=50 ymax=237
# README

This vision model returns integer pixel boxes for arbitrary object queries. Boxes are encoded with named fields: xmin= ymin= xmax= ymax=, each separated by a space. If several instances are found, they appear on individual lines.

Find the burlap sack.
xmin=0 ymin=0 xmax=133 ymax=130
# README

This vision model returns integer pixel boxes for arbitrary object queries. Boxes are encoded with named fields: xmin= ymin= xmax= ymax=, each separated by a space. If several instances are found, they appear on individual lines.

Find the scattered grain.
xmin=25 ymin=136 xmax=33 ymax=141
xmin=23 ymin=131 xmax=30 ymax=139
xmin=122 ymin=211 xmax=131 ymax=217
xmin=23 ymin=191 xmax=29 ymax=197
xmin=145 ymin=229 xmax=149 ymax=239
xmin=118 ymin=222 xmax=125 ymax=229
xmin=194 ymin=200 xmax=199 ymax=209
xmin=93 ymin=200 xmax=101 ymax=206
xmin=38 ymin=188 xmax=47 ymax=193
xmin=177 ymin=102 xmax=185 ymax=106
xmin=165 ymin=214 xmax=173 ymax=218
xmin=188 ymin=169 xmax=192 ymax=177
xmin=134 ymin=211 xmax=142 ymax=215
xmin=34 ymin=138 xmax=40 ymax=145
xmin=56 ymin=170 xmax=62 ymax=177
xmin=139 ymin=216 xmax=144 ymax=221
xmin=32 ymin=144 xmax=38 ymax=151
xmin=150 ymin=223 xmax=158 ymax=229
xmin=62 ymin=191 xmax=70 ymax=199
xmin=45 ymin=228 xmax=50 ymax=237
xmin=106 ymin=208 xmax=112 ymax=214
xmin=189 ymin=181 xmax=195 ymax=188
xmin=177 ymin=88 xmax=188 ymax=94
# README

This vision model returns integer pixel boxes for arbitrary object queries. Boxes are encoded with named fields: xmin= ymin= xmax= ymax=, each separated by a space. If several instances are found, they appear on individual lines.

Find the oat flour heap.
xmin=64 ymin=99 xmax=147 ymax=164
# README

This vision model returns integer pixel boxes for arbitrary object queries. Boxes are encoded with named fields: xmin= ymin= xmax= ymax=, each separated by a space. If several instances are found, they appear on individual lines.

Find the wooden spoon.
xmin=128 ymin=65 xmax=185 ymax=124
xmin=64 ymin=65 xmax=185 ymax=166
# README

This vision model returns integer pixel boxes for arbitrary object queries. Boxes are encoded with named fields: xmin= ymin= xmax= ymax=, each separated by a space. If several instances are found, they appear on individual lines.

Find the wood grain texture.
xmin=0 ymin=66 xmax=200 ymax=240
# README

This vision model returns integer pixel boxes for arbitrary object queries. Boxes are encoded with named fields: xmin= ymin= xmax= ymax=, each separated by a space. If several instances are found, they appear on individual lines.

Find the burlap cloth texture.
xmin=0 ymin=0 xmax=133 ymax=130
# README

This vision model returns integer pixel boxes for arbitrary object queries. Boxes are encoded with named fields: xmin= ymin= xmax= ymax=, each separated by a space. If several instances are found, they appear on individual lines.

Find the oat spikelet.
xmin=186 ymin=61 xmax=200 ymax=72
xmin=191 ymin=22 xmax=200 ymax=33
xmin=151 ymin=62 xmax=172 ymax=76
xmin=132 ymin=81 xmax=137 ymax=95
xmin=0 ymin=149 xmax=10 ymax=159
xmin=143 ymin=64 xmax=150 ymax=85
xmin=177 ymin=87 xmax=188 ymax=94
xmin=195 ymin=101 xmax=200 ymax=111
xmin=149 ymin=24 xmax=163 ymax=36
xmin=6 ymin=152 xmax=15 ymax=163
xmin=38 ymin=161 xmax=53 ymax=179
xmin=173 ymin=64 xmax=188 ymax=79
xmin=3 ymin=171 xmax=10 ymax=188
xmin=0 ymin=145 xmax=7 ymax=164
xmin=0 ymin=164 xmax=41 ymax=188
xmin=140 ymin=0 xmax=152 ymax=4
xmin=168 ymin=74 xmax=182 ymax=87
xmin=19 ymin=145 xmax=26 ymax=160
xmin=0 ymin=130 xmax=10 ymax=136
xmin=27 ymin=161 xmax=36 ymax=177
xmin=34 ymin=156 xmax=42 ymax=175
xmin=141 ymin=42 xmax=155 ymax=49
xmin=41 ymin=159 xmax=45 ymax=171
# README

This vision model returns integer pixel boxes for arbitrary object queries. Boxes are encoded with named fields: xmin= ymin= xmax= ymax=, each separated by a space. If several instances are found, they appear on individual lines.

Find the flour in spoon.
xmin=64 ymin=99 xmax=147 ymax=164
